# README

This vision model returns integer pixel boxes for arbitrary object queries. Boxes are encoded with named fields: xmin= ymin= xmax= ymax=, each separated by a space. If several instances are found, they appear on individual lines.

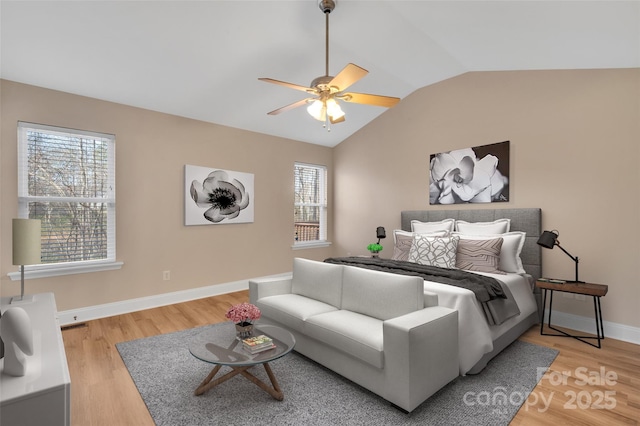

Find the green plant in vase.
xmin=367 ymin=243 xmax=383 ymax=258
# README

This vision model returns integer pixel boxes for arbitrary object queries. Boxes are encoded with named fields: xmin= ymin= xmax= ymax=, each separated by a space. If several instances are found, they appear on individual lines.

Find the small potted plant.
xmin=367 ymin=243 xmax=383 ymax=258
xmin=225 ymin=302 xmax=261 ymax=338
xmin=367 ymin=226 xmax=386 ymax=258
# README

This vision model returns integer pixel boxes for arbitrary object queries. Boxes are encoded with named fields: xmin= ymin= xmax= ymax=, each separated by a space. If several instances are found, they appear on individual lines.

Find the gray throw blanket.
xmin=324 ymin=257 xmax=505 ymax=302
xmin=324 ymin=257 xmax=520 ymax=325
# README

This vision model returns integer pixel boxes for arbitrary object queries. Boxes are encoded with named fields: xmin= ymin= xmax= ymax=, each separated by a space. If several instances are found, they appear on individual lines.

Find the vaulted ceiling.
xmin=2 ymin=1 xmax=638 ymax=147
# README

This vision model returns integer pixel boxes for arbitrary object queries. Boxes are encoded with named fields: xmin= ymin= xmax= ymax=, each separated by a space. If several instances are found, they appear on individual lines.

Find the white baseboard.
xmin=58 ymin=276 xmax=640 ymax=347
xmin=57 ymin=273 xmax=290 ymax=327
xmin=543 ymin=310 xmax=640 ymax=346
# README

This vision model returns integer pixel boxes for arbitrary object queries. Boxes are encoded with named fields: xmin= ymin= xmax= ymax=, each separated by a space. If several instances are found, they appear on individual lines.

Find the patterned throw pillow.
xmin=408 ymin=235 xmax=459 ymax=268
xmin=392 ymin=232 xmax=414 ymax=261
xmin=452 ymin=231 xmax=526 ymax=274
xmin=456 ymin=238 xmax=505 ymax=274
xmin=392 ymin=230 xmax=449 ymax=261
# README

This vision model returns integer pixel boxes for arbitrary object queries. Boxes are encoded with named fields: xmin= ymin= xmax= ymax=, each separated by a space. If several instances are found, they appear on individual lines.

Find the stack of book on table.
xmin=242 ymin=335 xmax=275 ymax=354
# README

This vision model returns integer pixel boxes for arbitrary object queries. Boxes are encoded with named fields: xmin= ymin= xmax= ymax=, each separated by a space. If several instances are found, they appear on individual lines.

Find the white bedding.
xmin=423 ymin=272 xmax=537 ymax=375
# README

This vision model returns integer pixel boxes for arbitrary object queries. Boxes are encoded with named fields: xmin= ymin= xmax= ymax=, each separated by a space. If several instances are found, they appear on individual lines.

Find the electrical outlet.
xmin=163 ymin=270 xmax=171 ymax=281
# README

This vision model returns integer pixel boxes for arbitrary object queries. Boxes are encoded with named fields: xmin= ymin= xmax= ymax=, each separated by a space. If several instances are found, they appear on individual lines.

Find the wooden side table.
xmin=536 ymin=280 xmax=608 ymax=348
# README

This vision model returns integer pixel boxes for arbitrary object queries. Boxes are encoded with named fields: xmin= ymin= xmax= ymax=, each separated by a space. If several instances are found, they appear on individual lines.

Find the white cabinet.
xmin=1 ymin=293 xmax=71 ymax=426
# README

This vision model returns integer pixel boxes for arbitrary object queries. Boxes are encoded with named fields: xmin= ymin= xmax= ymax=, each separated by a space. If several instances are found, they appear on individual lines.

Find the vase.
xmin=370 ymin=252 xmax=379 ymax=258
xmin=235 ymin=323 xmax=254 ymax=338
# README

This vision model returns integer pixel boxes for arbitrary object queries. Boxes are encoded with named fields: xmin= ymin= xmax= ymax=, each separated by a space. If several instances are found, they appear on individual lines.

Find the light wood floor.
xmin=61 ymin=290 xmax=640 ymax=425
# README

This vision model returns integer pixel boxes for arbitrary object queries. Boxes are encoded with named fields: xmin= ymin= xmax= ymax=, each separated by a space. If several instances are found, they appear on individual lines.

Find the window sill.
xmin=8 ymin=260 xmax=124 ymax=280
xmin=292 ymin=241 xmax=332 ymax=250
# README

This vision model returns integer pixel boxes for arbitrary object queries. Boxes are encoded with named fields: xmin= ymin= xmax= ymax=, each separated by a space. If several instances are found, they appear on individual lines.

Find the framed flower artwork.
xmin=185 ymin=165 xmax=254 ymax=225
xmin=429 ymin=141 xmax=510 ymax=205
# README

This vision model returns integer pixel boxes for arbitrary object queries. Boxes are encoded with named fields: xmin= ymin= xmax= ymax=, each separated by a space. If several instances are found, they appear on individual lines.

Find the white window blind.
xmin=17 ymin=122 xmax=116 ymax=270
xmin=294 ymin=163 xmax=327 ymax=244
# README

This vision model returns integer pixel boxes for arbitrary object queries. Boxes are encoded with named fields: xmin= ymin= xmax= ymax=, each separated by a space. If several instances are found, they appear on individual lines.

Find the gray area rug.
xmin=117 ymin=322 xmax=558 ymax=426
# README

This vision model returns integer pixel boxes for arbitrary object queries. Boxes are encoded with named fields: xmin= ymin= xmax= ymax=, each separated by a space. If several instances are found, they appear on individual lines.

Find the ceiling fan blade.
xmin=266 ymin=98 xmax=312 ymax=115
xmin=259 ymin=78 xmax=315 ymax=94
xmin=329 ymin=115 xmax=346 ymax=124
xmin=328 ymin=63 xmax=368 ymax=91
xmin=340 ymin=92 xmax=400 ymax=108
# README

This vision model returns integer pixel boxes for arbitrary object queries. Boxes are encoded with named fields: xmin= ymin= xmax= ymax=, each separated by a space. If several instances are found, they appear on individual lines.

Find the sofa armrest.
xmin=249 ymin=274 xmax=293 ymax=304
xmin=383 ymin=306 xmax=458 ymax=412
xmin=423 ymin=290 xmax=439 ymax=307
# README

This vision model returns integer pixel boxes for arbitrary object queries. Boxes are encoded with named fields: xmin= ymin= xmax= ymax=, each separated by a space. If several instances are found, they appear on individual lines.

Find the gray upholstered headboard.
xmin=400 ymin=208 xmax=542 ymax=281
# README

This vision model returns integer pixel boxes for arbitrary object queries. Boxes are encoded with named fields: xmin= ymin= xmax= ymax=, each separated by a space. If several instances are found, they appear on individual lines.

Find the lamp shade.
xmin=537 ymin=230 xmax=558 ymax=249
xmin=325 ymin=98 xmax=345 ymax=120
xmin=307 ymin=100 xmax=325 ymax=121
xmin=12 ymin=219 xmax=41 ymax=266
xmin=376 ymin=227 xmax=386 ymax=239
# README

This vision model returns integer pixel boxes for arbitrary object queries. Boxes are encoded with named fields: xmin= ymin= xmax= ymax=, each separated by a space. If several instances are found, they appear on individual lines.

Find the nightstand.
xmin=536 ymin=280 xmax=608 ymax=348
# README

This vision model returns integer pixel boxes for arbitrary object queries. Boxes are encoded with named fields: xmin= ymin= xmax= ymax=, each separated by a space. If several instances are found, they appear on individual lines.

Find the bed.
xmin=329 ymin=208 xmax=542 ymax=375
xmin=401 ymin=208 xmax=542 ymax=374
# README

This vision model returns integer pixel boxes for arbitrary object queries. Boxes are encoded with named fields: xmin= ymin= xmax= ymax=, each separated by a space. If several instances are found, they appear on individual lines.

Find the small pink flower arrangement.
xmin=225 ymin=302 xmax=261 ymax=326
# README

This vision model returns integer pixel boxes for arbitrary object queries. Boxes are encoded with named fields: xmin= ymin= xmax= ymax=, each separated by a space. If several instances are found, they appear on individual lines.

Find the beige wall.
xmin=0 ymin=80 xmax=333 ymax=311
xmin=2 ymin=69 xmax=639 ymax=330
xmin=333 ymin=69 xmax=640 ymax=329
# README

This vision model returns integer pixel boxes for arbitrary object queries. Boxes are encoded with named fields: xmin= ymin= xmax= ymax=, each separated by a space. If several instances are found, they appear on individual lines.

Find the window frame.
xmin=9 ymin=122 xmax=122 ymax=281
xmin=293 ymin=162 xmax=330 ymax=249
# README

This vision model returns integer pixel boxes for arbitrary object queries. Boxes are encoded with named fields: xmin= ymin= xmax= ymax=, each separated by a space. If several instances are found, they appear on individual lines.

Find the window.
xmin=294 ymin=163 xmax=328 ymax=247
xmin=14 ymin=122 xmax=121 ymax=279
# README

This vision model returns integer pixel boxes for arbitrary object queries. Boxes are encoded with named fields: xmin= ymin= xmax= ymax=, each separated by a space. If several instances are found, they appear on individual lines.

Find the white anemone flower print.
xmin=185 ymin=165 xmax=254 ymax=225
xmin=429 ymin=142 xmax=509 ymax=205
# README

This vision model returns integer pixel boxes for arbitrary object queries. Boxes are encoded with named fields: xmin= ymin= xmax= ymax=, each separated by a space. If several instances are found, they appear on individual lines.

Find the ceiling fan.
xmin=259 ymin=0 xmax=400 ymax=130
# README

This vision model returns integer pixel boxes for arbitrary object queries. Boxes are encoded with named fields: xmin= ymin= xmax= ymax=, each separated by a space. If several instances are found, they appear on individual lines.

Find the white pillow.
xmin=411 ymin=218 xmax=455 ymax=234
xmin=392 ymin=229 xmax=448 ymax=244
xmin=408 ymin=235 xmax=459 ymax=269
xmin=452 ymin=231 xmax=525 ymax=274
xmin=455 ymin=219 xmax=511 ymax=235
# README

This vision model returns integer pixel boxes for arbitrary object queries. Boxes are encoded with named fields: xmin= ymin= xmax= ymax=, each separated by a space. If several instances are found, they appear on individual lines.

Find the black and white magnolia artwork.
xmin=185 ymin=165 xmax=254 ymax=225
xmin=429 ymin=141 xmax=510 ymax=205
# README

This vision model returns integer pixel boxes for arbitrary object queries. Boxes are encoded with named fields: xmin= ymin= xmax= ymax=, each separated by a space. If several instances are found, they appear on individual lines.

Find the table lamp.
xmin=376 ymin=226 xmax=386 ymax=244
xmin=537 ymin=229 xmax=583 ymax=283
xmin=12 ymin=218 xmax=42 ymax=303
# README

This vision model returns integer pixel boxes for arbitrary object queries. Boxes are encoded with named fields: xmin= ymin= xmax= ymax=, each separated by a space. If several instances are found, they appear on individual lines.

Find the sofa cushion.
xmin=291 ymin=258 xmax=343 ymax=308
xmin=256 ymin=294 xmax=338 ymax=333
xmin=341 ymin=266 xmax=424 ymax=321
xmin=305 ymin=310 xmax=384 ymax=368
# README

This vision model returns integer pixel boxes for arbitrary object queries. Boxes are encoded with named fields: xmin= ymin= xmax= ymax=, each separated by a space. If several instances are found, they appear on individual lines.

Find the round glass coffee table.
xmin=189 ymin=323 xmax=295 ymax=400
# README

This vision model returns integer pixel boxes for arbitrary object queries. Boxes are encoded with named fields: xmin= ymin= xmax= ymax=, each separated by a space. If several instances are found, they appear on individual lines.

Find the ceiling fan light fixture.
xmin=326 ymin=98 xmax=344 ymax=120
xmin=259 ymin=0 xmax=400 ymax=128
xmin=307 ymin=99 xmax=326 ymax=121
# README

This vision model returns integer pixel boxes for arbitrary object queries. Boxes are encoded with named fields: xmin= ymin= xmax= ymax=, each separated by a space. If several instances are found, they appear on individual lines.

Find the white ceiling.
xmin=2 ymin=1 xmax=638 ymax=147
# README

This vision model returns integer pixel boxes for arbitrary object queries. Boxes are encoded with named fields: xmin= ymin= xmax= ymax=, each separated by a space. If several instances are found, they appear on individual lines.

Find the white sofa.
xmin=249 ymin=258 xmax=459 ymax=412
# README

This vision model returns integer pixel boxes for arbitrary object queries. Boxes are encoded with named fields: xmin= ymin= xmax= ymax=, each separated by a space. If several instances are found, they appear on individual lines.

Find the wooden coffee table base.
xmin=194 ymin=362 xmax=283 ymax=400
